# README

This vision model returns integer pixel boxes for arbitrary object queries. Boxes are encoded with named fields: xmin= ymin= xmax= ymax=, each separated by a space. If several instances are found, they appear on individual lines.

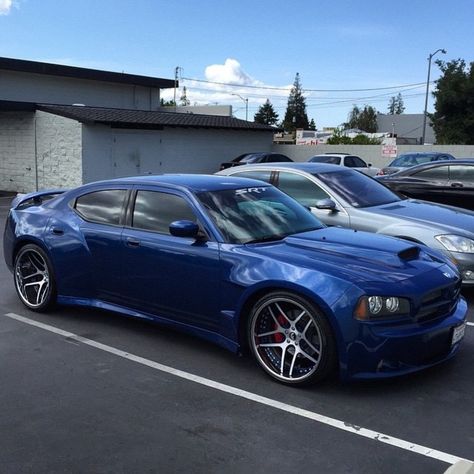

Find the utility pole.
xmin=422 ymin=49 xmax=446 ymax=144
xmin=173 ymin=66 xmax=179 ymax=109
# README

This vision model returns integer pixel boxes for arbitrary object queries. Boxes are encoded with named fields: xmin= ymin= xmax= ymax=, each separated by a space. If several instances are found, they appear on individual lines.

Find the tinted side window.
xmin=344 ymin=156 xmax=356 ymax=167
xmin=231 ymin=170 xmax=272 ymax=183
xmin=449 ymin=165 xmax=474 ymax=182
xmin=75 ymin=190 xmax=127 ymax=225
xmin=413 ymin=166 xmax=449 ymax=180
xmin=348 ymin=156 xmax=367 ymax=168
xmin=132 ymin=191 xmax=196 ymax=234
xmin=276 ymin=172 xmax=330 ymax=206
xmin=271 ymin=155 xmax=292 ymax=162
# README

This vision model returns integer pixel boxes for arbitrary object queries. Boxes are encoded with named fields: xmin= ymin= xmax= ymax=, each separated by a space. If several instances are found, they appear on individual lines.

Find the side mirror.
xmin=169 ymin=220 xmax=200 ymax=238
xmin=368 ymin=163 xmax=373 ymax=167
xmin=315 ymin=198 xmax=338 ymax=212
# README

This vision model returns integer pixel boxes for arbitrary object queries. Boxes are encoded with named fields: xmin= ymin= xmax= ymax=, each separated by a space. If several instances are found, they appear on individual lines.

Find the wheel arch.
xmin=12 ymin=236 xmax=52 ymax=264
xmin=236 ymin=282 xmax=338 ymax=354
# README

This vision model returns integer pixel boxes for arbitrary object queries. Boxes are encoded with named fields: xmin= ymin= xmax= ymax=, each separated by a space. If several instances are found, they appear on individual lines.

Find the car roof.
xmin=385 ymin=159 xmax=474 ymax=176
xmin=316 ymin=153 xmax=351 ymax=157
xmin=398 ymin=151 xmax=453 ymax=157
xmin=218 ymin=162 xmax=343 ymax=174
xmin=77 ymin=174 xmax=271 ymax=193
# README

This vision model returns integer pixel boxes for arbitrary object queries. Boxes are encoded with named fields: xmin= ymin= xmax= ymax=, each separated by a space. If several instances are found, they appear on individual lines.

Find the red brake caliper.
xmin=274 ymin=314 xmax=286 ymax=342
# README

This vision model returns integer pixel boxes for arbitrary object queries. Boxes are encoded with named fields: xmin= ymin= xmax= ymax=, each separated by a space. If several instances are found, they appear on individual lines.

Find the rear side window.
xmin=74 ymin=190 xmax=127 ymax=225
xmin=132 ymin=190 xmax=196 ymax=234
xmin=449 ymin=165 xmax=474 ymax=182
xmin=413 ymin=166 xmax=449 ymax=180
xmin=346 ymin=156 xmax=367 ymax=168
xmin=276 ymin=171 xmax=330 ymax=206
xmin=231 ymin=170 xmax=272 ymax=183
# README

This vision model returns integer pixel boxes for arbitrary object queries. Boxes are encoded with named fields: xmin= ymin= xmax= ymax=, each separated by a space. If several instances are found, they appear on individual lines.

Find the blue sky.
xmin=1 ymin=0 xmax=473 ymax=127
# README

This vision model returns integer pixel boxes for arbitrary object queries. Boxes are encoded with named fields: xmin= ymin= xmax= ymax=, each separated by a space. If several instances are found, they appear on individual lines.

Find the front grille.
xmin=415 ymin=280 xmax=462 ymax=323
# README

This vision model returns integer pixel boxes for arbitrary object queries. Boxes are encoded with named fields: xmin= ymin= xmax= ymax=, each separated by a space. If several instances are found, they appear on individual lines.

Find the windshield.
xmin=390 ymin=154 xmax=439 ymax=167
xmin=197 ymin=186 xmax=324 ymax=244
xmin=316 ymin=169 xmax=401 ymax=208
xmin=309 ymin=155 xmax=341 ymax=165
xmin=239 ymin=154 xmax=263 ymax=163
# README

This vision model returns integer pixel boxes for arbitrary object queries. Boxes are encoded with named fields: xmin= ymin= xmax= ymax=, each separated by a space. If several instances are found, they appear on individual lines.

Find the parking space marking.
xmin=467 ymin=322 xmax=474 ymax=327
xmin=5 ymin=311 xmax=472 ymax=467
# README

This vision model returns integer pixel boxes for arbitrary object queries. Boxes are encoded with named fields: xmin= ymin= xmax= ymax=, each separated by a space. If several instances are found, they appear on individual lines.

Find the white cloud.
xmin=205 ymin=58 xmax=258 ymax=86
xmin=0 ymin=0 xmax=13 ymax=15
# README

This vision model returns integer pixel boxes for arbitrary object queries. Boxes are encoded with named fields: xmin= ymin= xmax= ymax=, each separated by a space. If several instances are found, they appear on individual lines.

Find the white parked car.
xmin=308 ymin=153 xmax=379 ymax=176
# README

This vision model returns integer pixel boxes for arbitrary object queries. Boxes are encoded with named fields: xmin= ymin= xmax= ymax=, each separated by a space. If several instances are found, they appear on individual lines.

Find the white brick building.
xmin=0 ymin=57 xmax=275 ymax=193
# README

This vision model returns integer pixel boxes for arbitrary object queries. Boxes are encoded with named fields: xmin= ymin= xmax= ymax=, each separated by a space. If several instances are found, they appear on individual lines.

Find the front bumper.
xmin=343 ymin=296 xmax=468 ymax=380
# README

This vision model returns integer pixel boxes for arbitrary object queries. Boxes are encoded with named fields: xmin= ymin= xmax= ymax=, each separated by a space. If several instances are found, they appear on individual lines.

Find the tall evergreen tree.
xmin=344 ymin=105 xmax=378 ymax=132
xmin=394 ymin=93 xmax=405 ymax=114
xmin=388 ymin=93 xmax=405 ymax=114
xmin=282 ymin=73 xmax=309 ymax=132
xmin=430 ymin=59 xmax=474 ymax=144
xmin=254 ymin=99 xmax=279 ymax=125
xmin=309 ymin=118 xmax=316 ymax=130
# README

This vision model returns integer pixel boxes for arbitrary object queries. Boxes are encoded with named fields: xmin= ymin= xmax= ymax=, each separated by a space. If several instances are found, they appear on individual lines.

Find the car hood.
xmin=367 ymin=199 xmax=474 ymax=234
xmin=247 ymin=227 xmax=450 ymax=285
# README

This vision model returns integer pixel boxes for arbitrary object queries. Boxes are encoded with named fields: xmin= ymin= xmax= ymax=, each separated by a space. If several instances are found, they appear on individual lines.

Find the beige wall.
xmin=0 ymin=112 xmax=35 ymax=192
xmin=35 ymin=111 xmax=82 ymax=189
xmin=272 ymin=144 xmax=474 ymax=167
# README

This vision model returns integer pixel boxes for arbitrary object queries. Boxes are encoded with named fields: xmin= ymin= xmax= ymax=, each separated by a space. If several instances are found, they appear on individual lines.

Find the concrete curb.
xmin=444 ymin=460 xmax=474 ymax=474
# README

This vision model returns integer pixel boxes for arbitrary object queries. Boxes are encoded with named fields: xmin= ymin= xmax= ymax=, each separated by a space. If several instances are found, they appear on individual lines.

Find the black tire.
xmin=248 ymin=291 xmax=337 ymax=386
xmin=14 ymin=244 xmax=57 ymax=312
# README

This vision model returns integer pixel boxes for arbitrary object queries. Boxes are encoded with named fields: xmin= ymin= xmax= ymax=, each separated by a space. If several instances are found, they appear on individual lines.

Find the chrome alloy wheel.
xmin=15 ymin=246 xmax=52 ymax=309
xmin=250 ymin=296 xmax=324 ymax=384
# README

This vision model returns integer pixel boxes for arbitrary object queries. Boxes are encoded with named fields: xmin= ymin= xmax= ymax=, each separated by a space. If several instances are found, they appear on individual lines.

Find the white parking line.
xmin=4 ymin=311 xmax=473 ymax=467
xmin=467 ymin=322 xmax=474 ymax=327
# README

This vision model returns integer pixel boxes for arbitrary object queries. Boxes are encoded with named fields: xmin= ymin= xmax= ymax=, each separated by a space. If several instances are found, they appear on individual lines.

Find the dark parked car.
xmin=218 ymin=163 xmax=474 ymax=286
xmin=378 ymin=159 xmax=474 ymax=210
xmin=3 ymin=175 xmax=467 ymax=385
xmin=219 ymin=152 xmax=292 ymax=170
xmin=377 ymin=152 xmax=456 ymax=176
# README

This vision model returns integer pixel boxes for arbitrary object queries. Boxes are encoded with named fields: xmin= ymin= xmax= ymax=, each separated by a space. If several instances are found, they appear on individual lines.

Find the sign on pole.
xmin=381 ymin=137 xmax=397 ymax=158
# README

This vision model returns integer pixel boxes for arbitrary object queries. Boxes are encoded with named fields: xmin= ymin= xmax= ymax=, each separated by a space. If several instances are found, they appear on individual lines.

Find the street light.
xmin=422 ymin=48 xmax=446 ymax=144
xmin=231 ymin=93 xmax=249 ymax=121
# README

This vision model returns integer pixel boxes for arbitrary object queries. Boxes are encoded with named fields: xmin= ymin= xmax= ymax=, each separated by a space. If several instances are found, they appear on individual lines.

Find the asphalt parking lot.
xmin=0 ymin=195 xmax=473 ymax=474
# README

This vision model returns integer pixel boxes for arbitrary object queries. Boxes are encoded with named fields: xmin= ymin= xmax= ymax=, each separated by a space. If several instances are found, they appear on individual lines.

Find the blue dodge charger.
xmin=3 ymin=175 xmax=467 ymax=385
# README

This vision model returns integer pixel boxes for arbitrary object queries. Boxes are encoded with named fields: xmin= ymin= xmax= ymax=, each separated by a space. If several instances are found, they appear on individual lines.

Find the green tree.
xmin=327 ymin=128 xmax=381 ymax=145
xmin=180 ymin=86 xmax=190 ymax=106
xmin=344 ymin=105 xmax=378 ymax=132
xmin=282 ymin=73 xmax=309 ymax=132
xmin=327 ymin=128 xmax=352 ymax=144
xmin=388 ymin=93 xmax=405 ymax=114
xmin=254 ymin=99 xmax=279 ymax=125
xmin=430 ymin=59 xmax=474 ymax=144
xmin=308 ymin=118 xmax=316 ymax=130
xmin=345 ymin=105 xmax=361 ymax=129
xmin=160 ymin=98 xmax=176 ymax=106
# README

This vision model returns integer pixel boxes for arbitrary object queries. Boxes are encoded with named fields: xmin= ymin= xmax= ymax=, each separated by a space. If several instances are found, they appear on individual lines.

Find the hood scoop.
xmin=397 ymin=246 xmax=420 ymax=261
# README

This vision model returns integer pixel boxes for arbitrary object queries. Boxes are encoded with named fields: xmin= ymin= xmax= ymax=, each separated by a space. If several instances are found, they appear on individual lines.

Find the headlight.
xmin=435 ymin=235 xmax=474 ymax=253
xmin=354 ymin=296 xmax=410 ymax=320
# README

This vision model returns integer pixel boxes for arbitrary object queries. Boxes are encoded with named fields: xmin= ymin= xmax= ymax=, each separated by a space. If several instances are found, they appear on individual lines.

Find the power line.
xmin=181 ymin=76 xmax=430 ymax=92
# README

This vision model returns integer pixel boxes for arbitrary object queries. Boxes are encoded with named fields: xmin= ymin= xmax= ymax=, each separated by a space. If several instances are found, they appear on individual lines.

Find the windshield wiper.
xmin=244 ymin=234 xmax=287 ymax=244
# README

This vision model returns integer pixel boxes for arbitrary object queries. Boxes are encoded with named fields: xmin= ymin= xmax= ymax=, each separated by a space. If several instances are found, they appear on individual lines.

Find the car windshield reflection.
xmin=197 ymin=186 xmax=324 ymax=244
xmin=316 ymin=169 xmax=402 ymax=208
